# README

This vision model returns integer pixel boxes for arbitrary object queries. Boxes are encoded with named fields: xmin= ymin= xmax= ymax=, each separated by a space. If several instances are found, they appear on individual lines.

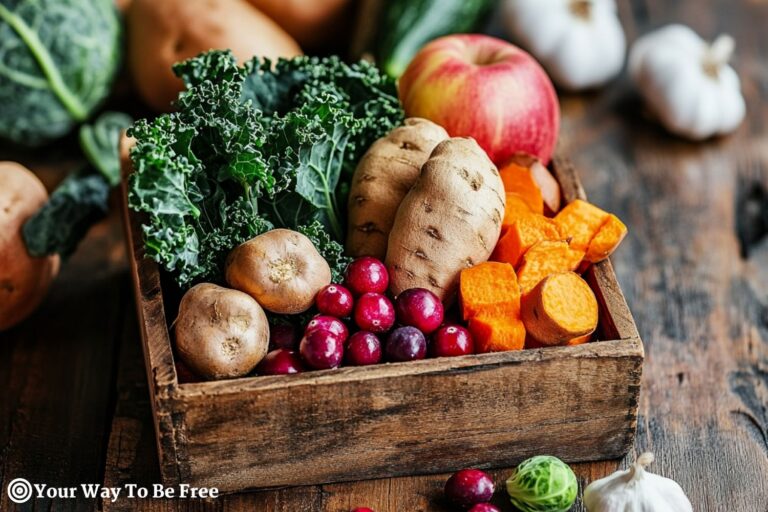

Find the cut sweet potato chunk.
xmin=507 ymin=153 xmax=561 ymax=215
xmin=499 ymin=162 xmax=544 ymax=214
xmin=585 ymin=214 xmax=627 ymax=263
xmin=521 ymin=271 xmax=598 ymax=346
xmin=525 ymin=333 xmax=592 ymax=349
xmin=469 ymin=314 xmax=526 ymax=353
xmin=492 ymin=214 xmax=563 ymax=268
xmin=553 ymin=199 xmax=609 ymax=252
xmin=460 ymin=262 xmax=520 ymax=321
xmin=517 ymin=240 xmax=585 ymax=294
xmin=501 ymin=193 xmax=534 ymax=234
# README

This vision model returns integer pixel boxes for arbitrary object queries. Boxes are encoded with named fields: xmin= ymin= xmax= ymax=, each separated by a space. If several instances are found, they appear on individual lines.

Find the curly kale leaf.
xmin=128 ymin=51 xmax=403 ymax=288
xmin=23 ymin=111 xmax=132 ymax=258
xmin=298 ymin=220 xmax=352 ymax=283
xmin=0 ymin=0 xmax=121 ymax=145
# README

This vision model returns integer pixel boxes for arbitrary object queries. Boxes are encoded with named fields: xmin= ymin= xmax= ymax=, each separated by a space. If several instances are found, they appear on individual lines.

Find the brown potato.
xmin=0 ymin=162 xmax=60 ymax=331
xmin=226 ymin=229 xmax=331 ymax=314
xmin=175 ymin=283 xmax=269 ymax=380
xmin=127 ymin=0 xmax=303 ymax=112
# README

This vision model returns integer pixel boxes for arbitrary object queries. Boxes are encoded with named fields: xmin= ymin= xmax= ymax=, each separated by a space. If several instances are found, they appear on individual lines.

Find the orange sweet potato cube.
xmin=501 ymin=194 xmax=534 ymax=234
xmin=516 ymin=240 xmax=585 ymax=294
xmin=553 ymin=199 xmax=609 ymax=252
xmin=460 ymin=262 xmax=520 ymax=321
xmin=585 ymin=214 xmax=627 ymax=263
xmin=469 ymin=315 xmax=526 ymax=353
xmin=499 ymin=163 xmax=544 ymax=214
xmin=492 ymin=214 xmax=563 ymax=268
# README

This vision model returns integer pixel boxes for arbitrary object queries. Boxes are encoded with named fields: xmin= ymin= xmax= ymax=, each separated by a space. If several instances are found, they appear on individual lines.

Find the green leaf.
xmin=79 ymin=111 xmax=133 ymax=186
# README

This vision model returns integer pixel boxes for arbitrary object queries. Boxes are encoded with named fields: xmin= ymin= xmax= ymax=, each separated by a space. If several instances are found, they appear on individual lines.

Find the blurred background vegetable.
xmin=0 ymin=0 xmax=121 ymax=145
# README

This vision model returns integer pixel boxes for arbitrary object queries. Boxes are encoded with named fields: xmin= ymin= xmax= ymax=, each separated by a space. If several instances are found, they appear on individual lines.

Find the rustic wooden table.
xmin=2 ymin=1 xmax=768 ymax=510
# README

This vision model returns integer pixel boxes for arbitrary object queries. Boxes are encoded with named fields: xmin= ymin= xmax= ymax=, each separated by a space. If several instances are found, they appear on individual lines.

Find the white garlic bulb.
xmin=584 ymin=453 xmax=693 ymax=512
xmin=502 ymin=0 xmax=626 ymax=91
xmin=629 ymin=24 xmax=746 ymax=140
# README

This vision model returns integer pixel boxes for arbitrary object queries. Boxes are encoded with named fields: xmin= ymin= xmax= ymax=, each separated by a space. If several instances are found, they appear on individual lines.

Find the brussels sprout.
xmin=0 ymin=0 xmax=121 ymax=145
xmin=505 ymin=455 xmax=578 ymax=512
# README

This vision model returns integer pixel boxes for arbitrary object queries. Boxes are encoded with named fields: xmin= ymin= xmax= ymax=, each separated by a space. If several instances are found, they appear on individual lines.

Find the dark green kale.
xmin=128 ymin=50 xmax=403 ymax=287
xmin=298 ymin=220 xmax=352 ymax=283
xmin=23 ymin=111 xmax=132 ymax=258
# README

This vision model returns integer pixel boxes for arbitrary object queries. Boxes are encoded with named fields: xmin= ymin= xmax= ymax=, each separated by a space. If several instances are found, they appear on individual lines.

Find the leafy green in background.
xmin=23 ymin=112 xmax=132 ymax=258
xmin=128 ymin=51 xmax=403 ymax=287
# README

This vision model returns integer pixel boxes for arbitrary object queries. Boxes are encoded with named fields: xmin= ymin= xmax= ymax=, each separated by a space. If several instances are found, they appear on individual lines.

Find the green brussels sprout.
xmin=505 ymin=455 xmax=578 ymax=512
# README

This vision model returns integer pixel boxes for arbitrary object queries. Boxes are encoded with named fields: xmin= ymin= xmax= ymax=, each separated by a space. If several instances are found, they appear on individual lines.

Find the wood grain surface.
xmin=1 ymin=0 xmax=768 ymax=510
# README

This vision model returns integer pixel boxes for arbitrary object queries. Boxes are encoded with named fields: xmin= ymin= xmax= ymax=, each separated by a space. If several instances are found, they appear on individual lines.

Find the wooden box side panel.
xmin=174 ymin=346 xmax=643 ymax=491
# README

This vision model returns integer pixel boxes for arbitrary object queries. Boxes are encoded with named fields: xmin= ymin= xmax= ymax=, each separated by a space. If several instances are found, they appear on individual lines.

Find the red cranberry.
xmin=300 ymin=330 xmax=344 ymax=370
xmin=468 ymin=505 xmax=500 ymax=512
xmin=306 ymin=315 xmax=349 ymax=342
xmin=316 ymin=284 xmax=354 ymax=317
xmin=257 ymin=349 xmax=305 ymax=375
xmin=354 ymin=293 xmax=395 ymax=333
xmin=395 ymin=288 xmax=444 ymax=334
xmin=345 ymin=256 xmax=389 ymax=295
xmin=351 ymin=509 xmax=375 ymax=512
xmin=345 ymin=331 xmax=382 ymax=366
xmin=444 ymin=469 xmax=495 ymax=508
xmin=431 ymin=325 xmax=474 ymax=357
xmin=269 ymin=323 xmax=299 ymax=350
xmin=385 ymin=326 xmax=427 ymax=362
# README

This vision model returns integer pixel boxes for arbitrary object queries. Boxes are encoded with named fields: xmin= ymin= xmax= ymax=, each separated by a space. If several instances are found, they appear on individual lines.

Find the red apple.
xmin=398 ymin=34 xmax=560 ymax=165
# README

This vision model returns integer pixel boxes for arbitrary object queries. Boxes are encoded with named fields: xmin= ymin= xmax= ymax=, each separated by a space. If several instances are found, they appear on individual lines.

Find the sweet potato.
xmin=175 ymin=283 xmax=269 ymax=380
xmin=386 ymin=138 xmax=506 ymax=303
xmin=226 ymin=229 xmax=331 ymax=314
xmin=492 ymin=214 xmax=563 ymax=268
xmin=501 ymin=193 xmax=534 ymax=234
xmin=507 ymin=153 xmax=561 ymax=215
xmin=459 ymin=262 xmax=520 ymax=321
xmin=521 ymin=271 xmax=598 ymax=346
xmin=499 ymin=161 xmax=544 ymax=214
xmin=469 ymin=314 xmax=526 ymax=353
xmin=553 ymin=199 xmax=610 ymax=252
xmin=347 ymin=118 xmax=449 ymax=259
xmin=525 ymin=333 xmax=591 ymax=349
xmin=516 ymin=240 xmax=585 ymax=294
xmin=585 ymin=214 xmax=627 ymax=263
xmin=0 ymin=162 xmax=60 ymax=331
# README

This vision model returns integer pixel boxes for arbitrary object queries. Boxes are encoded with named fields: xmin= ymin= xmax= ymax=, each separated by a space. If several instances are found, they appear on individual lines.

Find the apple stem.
xmin=702 ymin=34 xmax=735 ymax=79
xmin=570 ymin=0 xmax=593 ymax=20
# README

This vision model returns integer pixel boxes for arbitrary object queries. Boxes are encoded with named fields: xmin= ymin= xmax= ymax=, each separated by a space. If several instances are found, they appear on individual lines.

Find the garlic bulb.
xmin=584 ymin=453 xmax=693 ymax=512
xmin=629 ymin=24 xmax=746 ymax=140
xmin=502 ymin=0 xmax=626 ymax=90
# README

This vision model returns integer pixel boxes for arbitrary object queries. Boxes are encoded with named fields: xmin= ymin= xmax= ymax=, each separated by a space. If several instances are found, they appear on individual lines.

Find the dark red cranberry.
xmin=256 ymin=349 xmax=305 ymax=375
xmin=395 ymin=288 xmax=444 ymax=334
xmin=299 ymin=330 xmax=344 ymax=370
xmin=306 ymin=315 xmax=349 ymax=342
xmin=344 ymin=256 xmax=389 ymax=295
xmin=468 ymin=504 xmax=500 ymax=512
xmin=385 ymin=326 xmax=427 ymax=362
xmin=431 ymin=325 xmax=474 ymax=357
xmin=175 ymin=360 xmax=200 ymax=383
xmin=316 ymin=284 xmax=354 ymax=317
xmin=269 ymin=323 xmax=299 ymax=350
xmin=444 ymin=469 xmax=495 ymax=508
xmin=354 ymin=293 xmax=395 ymax=333
xmin=351 ymin=508 xmax=375 ymax=512
xmin=345 ymin=331 xmax=382 ymax=366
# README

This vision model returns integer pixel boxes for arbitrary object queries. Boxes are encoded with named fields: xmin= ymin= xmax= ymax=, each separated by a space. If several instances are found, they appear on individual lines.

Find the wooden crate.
xmin=121 ymin=155 xmax=643 ymax=493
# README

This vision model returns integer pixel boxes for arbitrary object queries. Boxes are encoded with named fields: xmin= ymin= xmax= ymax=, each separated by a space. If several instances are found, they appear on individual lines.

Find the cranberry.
xmin=354 ymin=293 xmax=395 ymax=333
xmin=395 ymin=288 xmax=444 ymax=334
xmin=345 ymin=331 xmax=382 ymax=366
xmin=351 ymin=509 xmax=375 ymax=512
xmin=468 ymin=505 xmax=500 ymax=512
xmin=269 ymin=323 xmax=299 ymax=350
xmin=344 ymin=256 xmax=389 ymax=295
xmin=444 ymin=469 xmax=495 ymax=508
xmin=299 ymin=330 xmax=344 ymax=370
xmin=257 ymin=349 xmax=305 ymax=375
xmin=316 ymin=284 xmax=354 ymax=317
xmin=306 ymin=315 xmax=349 ymax=342
xmin=431 ymin=325 xmax=474 ymax=357
xmin=385 ymin=326 xmax=427 ymax=362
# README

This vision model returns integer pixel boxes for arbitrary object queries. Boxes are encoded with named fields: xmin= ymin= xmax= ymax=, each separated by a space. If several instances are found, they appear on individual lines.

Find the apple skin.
xmin=398 ymin=34 xmax=560 ymax=166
